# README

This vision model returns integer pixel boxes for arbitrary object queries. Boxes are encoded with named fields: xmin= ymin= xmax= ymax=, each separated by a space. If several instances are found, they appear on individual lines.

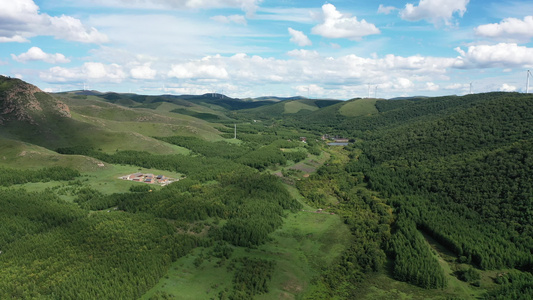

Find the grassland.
xmin=0 ymin=137 xmax=109 ymax=171
xmin=63 ymin=95 xmax=223 ymax=142
xmin=284 ymin=101 xmax=319 ymax=114
xmin=338 ymin=98 xmax=378 ymax=117
xmin=142 ymin=184 xmax=353 ymax=300
xmin=10 ymin=164 xmax=184 ymax=204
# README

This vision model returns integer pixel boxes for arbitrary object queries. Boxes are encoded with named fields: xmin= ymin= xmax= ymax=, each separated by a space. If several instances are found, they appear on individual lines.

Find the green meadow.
xmin=142 ymin=184 xmax=352 ymax=300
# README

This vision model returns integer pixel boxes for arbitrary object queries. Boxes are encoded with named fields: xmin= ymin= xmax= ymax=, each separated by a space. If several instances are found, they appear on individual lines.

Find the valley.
xmin=0 ymin=75 xmax=532 ymax=299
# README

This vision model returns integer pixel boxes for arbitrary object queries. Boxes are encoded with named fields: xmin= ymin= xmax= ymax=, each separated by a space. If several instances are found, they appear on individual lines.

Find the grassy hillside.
xmin=0 ymin=79 xmax=200 ymax=153
xmin=338 ymin=98 xmax=378 ymax=117
xmin=0 ymin=137 xmax=106 ymax=171
xmin=61 ymin=95 xmax=223 ymax=140
xmin=284 ymin=100 xmax=320 ymax=114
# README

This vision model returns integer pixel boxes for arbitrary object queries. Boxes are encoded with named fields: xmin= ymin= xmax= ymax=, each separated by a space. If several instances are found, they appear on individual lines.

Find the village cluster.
xmin=120 ymin=173 xmax=179 ymax=186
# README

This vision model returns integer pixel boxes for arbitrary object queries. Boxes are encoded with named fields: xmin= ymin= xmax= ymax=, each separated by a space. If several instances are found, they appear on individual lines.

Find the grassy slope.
xmin=284 ymin=100 xmax=319 ymax=114
xmin=0 ymin=109 xmax=185 ymax=155
xmin=0 ymin=137 xmax=106 ymax=171
xmin=62 ymin=95 xmax=222 ymax=141
xmin=141 ymin=184 xmax=353 ymax=300
xmin=338 ymin=98 xmax=378 ymax=117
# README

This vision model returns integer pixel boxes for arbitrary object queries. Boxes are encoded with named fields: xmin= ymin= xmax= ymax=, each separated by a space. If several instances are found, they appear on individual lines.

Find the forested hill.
xmin=63 ymin=90 xmax=279 ymax=111
xmin=294 ymin=92 xmax=532 ymax=136
xmin=312 ymin=92 xmax=533 ymax=295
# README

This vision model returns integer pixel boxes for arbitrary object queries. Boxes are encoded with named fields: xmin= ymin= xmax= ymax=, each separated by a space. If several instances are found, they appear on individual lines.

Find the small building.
xmin=128 ymin=172 xmax=144 ymax=180
xmin=334 ymin=138 xmax=349 ymax=143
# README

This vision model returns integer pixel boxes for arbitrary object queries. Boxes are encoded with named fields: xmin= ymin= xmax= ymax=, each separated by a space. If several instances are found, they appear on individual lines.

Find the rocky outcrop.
xmin=0 ymin=76 xmax=71 ymax=124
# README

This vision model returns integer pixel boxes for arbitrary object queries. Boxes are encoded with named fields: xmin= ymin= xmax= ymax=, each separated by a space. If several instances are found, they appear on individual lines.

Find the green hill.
xmin=0 ymin=77 xmax=226 ymax=153
xmin=338 ymin=98 xmax=378 ymax=117
xmin=237 ymin=98 xmax=342 ymax=120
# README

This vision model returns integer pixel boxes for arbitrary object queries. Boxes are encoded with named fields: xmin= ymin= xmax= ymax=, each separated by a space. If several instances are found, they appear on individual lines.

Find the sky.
xmin=1 ymin=0 xmax=533 ymax=99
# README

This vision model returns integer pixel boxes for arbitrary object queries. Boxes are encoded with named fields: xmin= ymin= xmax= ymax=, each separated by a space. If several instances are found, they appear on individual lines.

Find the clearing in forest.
xmin=339 ymin=98 xmax=378 ymax=117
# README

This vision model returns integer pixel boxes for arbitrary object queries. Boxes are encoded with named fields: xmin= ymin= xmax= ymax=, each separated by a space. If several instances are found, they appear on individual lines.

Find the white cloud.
xmin=287 ymin=49 xmax=319 ymax=59
xmin=294 ymin=84 xmax=324 ymax=96
xmin=159 ymin=52 xmax=457 ymax=96
xmin=499 ymin=83 xmax=517 ymax=92
xmin=37 ymin=42 xmax=533 ymax=98
xmin=311 ymin=4 xmax=380 ymax=40
xmin=400 ymin=0 xmax=469 ymax=26
xmin=378 ymin=4 xmax=397 ymax=15
xmin=0 ymin=35 xmax=29 ymax=43
xmin=475 ymin=16 xmax=533 ymax=42
xmin=288 ymin=28 xmax=312 ymax=47
xmin=211 ymin=15 xmax=247 ymax=25
xmin=444 ymin=83 xmax=468 ymax=90
xmin=396 ymin=77 xmax=415 ymax=89
xmin=40 ymin=62 xmax=126 ymax=83
xmin=0 ymin=0 xmax=108 ymax=44
xmin=11 ymin=47 xmax=70 ymax=64
xmin=92 ymin=0 xmax=261 ymax=15
xmin=130 ymin=63 xmax=157 ymax=79
xmin=454 ymin=43 xmax=533 ymax=68
xmin=425 ymin=82 xmax=439 ymax=91
xmin=168 ymin=57 xmax=229 ymax=79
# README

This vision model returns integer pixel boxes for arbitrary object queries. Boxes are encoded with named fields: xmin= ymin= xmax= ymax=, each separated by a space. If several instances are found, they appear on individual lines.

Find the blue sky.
xmin=1 ymin=0 xmax=533 ymax=99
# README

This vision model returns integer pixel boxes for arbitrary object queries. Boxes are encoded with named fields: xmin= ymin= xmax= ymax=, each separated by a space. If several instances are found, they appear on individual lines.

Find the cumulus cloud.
xmin=287 ymin=49 xmax=319 ymax=59
xmin=425 ymin=82 xmax=439 ymax=91
xmin=11 ymin=47 xmax=70 ymax=64
xmin=475 ymin=16 xmax=533 ymax=42
xmin=311 ymin=4 xmax=380 ymax=40
xmin=377 ymin=4 xmax=397 ymax=15
xmin=499 ymin=83 xmax=517 ymax=92
xmin=40 ymin=62 xmax=126 ymax=83
xmin=0 ymin=0 xmax=108 ymax=44
xmin=130 ymin=63 xmax=157 ymax=79
xmin=400 ymin=0 xmax=469 ymax=26
xmin=396 ymin=78 xmax=415 ymax=89
xmin=288 ymin=28 xmax=312 ymax=47
xmin=38 ymin=42 xmax=533 ymax=98
xmin=211 ymin=15 xmax=247 ymax=25
xmin=168 ymin=57 xmax=229 ymax=79
xmin=454 ymin=43 xmax=533 ymax=68
xmin=160 ymin=52 xmax=457 ymax=95
xmin=0 ymin=35 xmax=29 ymax=43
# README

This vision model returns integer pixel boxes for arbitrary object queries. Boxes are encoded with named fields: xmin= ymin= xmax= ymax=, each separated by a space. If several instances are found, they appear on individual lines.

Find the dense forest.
xmin=294 ymin=92 xmax=533 ymax=297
